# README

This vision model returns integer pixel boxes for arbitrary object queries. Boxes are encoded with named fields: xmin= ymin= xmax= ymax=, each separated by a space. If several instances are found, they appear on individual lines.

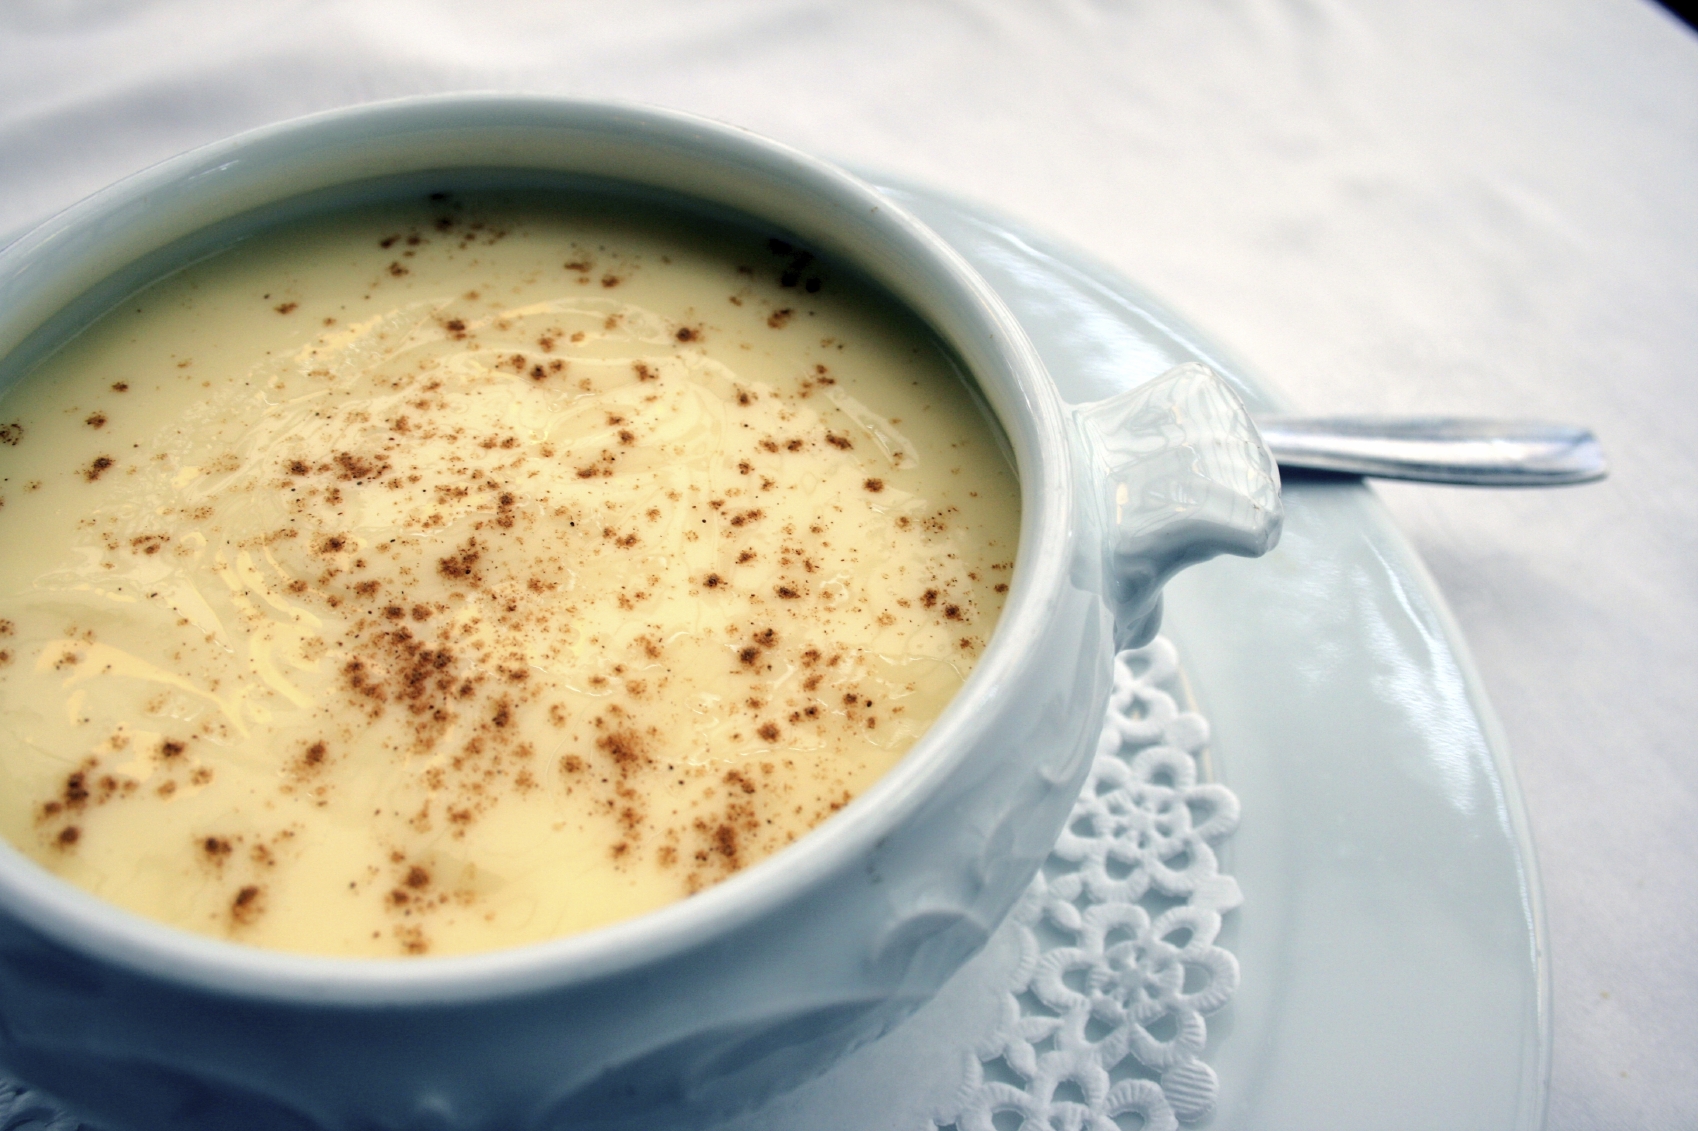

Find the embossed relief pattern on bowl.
xmin=0 ymin=98 xmax=1279 ymax=1131
xmin=0 ymin=637 xmax=1244 ymax=1131
xmin=0 ymin=98 xmax=1091 ymax=1131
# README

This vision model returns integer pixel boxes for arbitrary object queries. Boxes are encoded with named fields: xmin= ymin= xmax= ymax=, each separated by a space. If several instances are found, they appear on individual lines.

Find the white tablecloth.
xmin=2 ymin=3 xmax=1694 ymax=1126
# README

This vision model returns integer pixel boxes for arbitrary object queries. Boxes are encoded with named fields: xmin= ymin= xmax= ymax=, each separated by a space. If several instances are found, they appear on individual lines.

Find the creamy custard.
xmin=0 ymin=193 xmax=1018 ymax=957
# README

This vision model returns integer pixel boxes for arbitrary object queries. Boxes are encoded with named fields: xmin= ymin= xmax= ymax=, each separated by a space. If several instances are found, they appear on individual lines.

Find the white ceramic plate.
xmin=723 ymin=180 xmax=1549 ymax=1131
xmin=922 ymin=180 xmax=1548 ymax=1130
xmin=0 ymin=177 xmax=1550 ymax=1131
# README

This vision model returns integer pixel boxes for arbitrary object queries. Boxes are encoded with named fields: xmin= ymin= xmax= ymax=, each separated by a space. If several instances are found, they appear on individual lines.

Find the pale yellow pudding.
xmin=0 ymin=193 xmax=1018 ymax=957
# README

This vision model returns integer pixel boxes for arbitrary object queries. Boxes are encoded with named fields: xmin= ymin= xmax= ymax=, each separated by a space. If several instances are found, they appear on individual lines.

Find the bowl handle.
xmin=1075 ymin=362 xmax=1283 ymax=650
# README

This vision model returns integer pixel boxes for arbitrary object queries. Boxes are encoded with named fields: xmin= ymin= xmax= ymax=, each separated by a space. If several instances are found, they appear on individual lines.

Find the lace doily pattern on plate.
xmin=936 ymin=639 xmax=1241 ymax=1131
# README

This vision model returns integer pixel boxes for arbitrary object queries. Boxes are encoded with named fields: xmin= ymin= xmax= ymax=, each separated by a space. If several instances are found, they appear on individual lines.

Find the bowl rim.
xmin=0 ymin=93 xmax=1078 ymax=1005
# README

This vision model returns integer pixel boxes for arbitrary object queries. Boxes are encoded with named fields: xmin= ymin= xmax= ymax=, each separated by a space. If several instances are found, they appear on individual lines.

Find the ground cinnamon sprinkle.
xmin=0 ymin=191 xmax=1018 ymax=957
xmin=230 ymin=884 xmax=264 ymax=924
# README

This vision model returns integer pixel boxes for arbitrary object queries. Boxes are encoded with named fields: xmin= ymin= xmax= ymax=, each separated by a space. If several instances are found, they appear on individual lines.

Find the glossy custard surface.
xmin=0 ymin=194 xmax=1018 ymax=956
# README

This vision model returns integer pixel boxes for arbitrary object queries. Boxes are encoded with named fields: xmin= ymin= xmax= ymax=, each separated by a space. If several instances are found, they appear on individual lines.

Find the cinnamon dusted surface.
xmin=0 ymin=195 xmax=1018 ymax=956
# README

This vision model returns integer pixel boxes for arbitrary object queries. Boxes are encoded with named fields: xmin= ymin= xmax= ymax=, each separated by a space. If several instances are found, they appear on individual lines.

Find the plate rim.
xmin=869 ymin=172 xmax=1552 ymax=1130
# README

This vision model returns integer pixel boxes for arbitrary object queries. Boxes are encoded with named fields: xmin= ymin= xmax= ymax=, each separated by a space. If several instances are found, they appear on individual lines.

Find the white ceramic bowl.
xmin=0 ymin=96 xmax=1280 ymax=1131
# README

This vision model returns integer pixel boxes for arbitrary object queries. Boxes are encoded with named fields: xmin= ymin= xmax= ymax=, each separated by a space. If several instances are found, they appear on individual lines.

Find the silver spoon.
xmin=1254 ymin=416 xmax=1607 ymax=486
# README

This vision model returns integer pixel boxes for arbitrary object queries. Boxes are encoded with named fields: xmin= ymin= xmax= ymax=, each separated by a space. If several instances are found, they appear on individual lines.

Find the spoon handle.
xmin=1254 ymin=416 xmax=1608 ymax=486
